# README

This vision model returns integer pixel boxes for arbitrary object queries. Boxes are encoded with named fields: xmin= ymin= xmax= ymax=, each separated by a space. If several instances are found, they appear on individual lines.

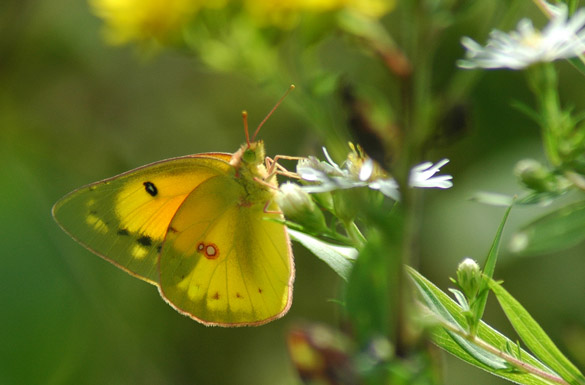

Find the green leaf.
xmin=288 ymin=229 xmax=357 ymax=281
xmin=408 ymin=267 xmax=562 ymax=385
xmin=489 ymin=280 xmax=585 ymax=385
xmin=470 ymin=205 xmax=512 ymax=333
xmin=470 ymin=192 xmax=516 ymax=207
xmin=449 ymin=288 xmax=470 ymax=311
xmin=470 ymin=191 xmax=562 ymax=207
xmin=568 ymin=56 xmax=585 ymax=78
xmin=483 ymin=205 xmax=512 ymax=280
xmin=510 ymin=201 xmax=585 ymax=255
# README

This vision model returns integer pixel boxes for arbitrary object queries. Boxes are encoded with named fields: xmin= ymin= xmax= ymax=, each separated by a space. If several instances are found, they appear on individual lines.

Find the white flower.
xmin=297 ymin=146 xmax=453 ymax=200
xmin=410 ymin=159 xmax=454 ymax=189
xmin=459 ymin=4 xmax=585 ymax=70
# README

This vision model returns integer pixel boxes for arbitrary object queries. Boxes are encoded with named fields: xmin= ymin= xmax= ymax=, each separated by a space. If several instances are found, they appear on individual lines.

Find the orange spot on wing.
xmin=212 ymin=292 xmax=220 ymax=300
xmin=196 ymin=241 xmax=219 ymax=260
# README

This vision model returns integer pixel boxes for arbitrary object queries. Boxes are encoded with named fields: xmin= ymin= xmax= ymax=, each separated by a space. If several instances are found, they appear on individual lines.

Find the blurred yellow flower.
xmin=244 ymin=0 xmax=394 ymax=27
xmin=346 ymin=0 xmax=393 ymax=19
xmin=91 ymin=0 xmax=393 ymax=45
xmin=91 ymin=0 xmax=209 ymax=45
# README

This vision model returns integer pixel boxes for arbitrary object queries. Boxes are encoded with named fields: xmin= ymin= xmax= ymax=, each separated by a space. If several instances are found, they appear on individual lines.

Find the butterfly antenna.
xmin=242 ymin=110 xmax=250 ymax=147
xmin=252 ymin=84 xmax=295 ymax=141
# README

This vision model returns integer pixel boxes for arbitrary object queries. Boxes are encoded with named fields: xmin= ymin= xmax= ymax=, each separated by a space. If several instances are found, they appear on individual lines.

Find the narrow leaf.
xmin=288 ymin=229 xmax=357 ymax=281
xmin=470 ymin=191 xmax=560 ymax=207
xmin=449 ymin=288 xmax=470 ymax=311
xmin=490 ymin=280 xmax=585 ymax=385
xmin=474 ymin=205 xmax=513 ymax=326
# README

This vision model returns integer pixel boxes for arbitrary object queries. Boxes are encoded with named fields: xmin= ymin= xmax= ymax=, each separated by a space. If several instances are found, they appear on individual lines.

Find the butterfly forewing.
xmin=158 ymin=174 xmax=294 ymax=326
xmin=52 ymin=155 xmax=232 ymax=284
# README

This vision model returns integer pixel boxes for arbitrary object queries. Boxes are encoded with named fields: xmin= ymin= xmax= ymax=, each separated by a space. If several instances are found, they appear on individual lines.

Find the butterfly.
xmin=52 ymin=93 xmax=295 ymax=327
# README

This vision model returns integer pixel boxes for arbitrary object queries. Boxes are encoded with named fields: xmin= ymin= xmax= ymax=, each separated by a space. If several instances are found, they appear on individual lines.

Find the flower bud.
xmin=276 ymin=182 xmax=327 ymax=233
xmin=456 ymin=258 xmax=482 ymax=299
xmin=514 ymin=159 xmax=556 ymax=192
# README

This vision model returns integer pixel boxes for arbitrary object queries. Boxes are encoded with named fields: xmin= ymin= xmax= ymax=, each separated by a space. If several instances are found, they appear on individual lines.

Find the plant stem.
xmin=343 ymin=220 xmax=367 ymax=248
xmin=527 ymin=63 xmax=564 ymax=166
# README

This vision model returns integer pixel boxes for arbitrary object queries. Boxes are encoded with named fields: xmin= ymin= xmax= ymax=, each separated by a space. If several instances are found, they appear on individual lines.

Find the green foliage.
xmin=511 ymin=200 xmax=585 ymax=255
xmin=408 ymin=266 xmax=563 ymax=385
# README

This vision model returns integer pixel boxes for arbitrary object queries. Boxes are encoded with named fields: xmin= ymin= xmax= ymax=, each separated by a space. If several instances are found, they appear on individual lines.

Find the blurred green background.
xmin=2 ymin=1 xmax=585 ymax=384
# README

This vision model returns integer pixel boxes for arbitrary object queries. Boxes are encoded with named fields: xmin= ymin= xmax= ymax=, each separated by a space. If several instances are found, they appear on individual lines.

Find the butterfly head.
xmin=242 ymin=141 xmax=265 ymax=164
xmin=231 ymin=140 xmax=266 ymax=169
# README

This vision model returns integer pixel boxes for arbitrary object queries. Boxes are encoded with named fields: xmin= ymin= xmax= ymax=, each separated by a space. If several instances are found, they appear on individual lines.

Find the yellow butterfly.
xmin=53 ymin=95 xmax=295 ymax=327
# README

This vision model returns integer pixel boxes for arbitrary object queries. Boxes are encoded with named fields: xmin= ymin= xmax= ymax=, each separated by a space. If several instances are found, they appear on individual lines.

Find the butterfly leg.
xmin=263 ymin=199 xmax=283 ymax=215
xmin=265 ymin=155 xmax=304 ymax=180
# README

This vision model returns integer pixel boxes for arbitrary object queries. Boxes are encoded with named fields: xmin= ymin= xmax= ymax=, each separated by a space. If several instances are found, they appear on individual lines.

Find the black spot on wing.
xmin=143 ymin=181 xmax=158 ymax=197
xmin=137 ymin=235 xmax=152 ymax=247
xmin=117 ymin=228 xmax=129 ymax=236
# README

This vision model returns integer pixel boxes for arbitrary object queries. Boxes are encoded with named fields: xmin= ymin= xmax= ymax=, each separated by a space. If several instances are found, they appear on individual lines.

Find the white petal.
xmin=359 ymin=158 xmax=374 ymax=181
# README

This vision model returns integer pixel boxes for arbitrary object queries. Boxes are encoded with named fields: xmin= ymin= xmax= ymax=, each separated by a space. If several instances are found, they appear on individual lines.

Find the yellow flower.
xmin=345 ymin=0 xmax=392 ymax=19
xmin=91 ymin=0 xmax=208 ymax=45
xmin=243 ymin=0 xmax=394 ymax=27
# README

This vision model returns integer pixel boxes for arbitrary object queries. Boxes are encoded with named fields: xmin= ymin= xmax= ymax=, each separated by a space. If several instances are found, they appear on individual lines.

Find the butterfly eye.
xmin=242 ymin=148 xmax=257 ymax=164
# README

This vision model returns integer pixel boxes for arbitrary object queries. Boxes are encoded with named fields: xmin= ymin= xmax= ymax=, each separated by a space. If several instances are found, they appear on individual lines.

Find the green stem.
xmin=343 ymin=220 xmax=366 ymax=249
xmin=527 ymin=63 xmax=563 ymax=166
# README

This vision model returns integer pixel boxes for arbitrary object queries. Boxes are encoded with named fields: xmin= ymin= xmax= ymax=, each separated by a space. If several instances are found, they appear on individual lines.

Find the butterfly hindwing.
xmin=52 ymin=154 xmax=232 ymax=284
xmin=158 ymin=174 xmax=294 ymax=326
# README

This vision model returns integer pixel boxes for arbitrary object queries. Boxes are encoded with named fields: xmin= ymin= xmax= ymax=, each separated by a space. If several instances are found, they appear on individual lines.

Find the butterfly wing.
xmin=158 ymin=174 xmax=294 ymax=326
xmin=52 ymin=154 xmax=232 ymax=284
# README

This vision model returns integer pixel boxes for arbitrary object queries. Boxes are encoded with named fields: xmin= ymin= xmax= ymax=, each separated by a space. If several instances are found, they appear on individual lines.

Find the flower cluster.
xmin=91 ymin=0 xmax=212 ymax=45
xmin=296 ymin=145 xmax=452 ymax=200
xmin=459 ymin=4 xmax=585 ymax=70
xmin=92 ymin=0 xmax=395 ymax=45
xmin=244 ymin=0 xmax=393 ymax=27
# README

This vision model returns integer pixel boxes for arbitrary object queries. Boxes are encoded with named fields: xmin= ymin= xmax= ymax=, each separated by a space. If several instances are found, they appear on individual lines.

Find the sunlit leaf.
xmin=489 ymin=280 xmax=585 ymax=385
xmin=288 ymin=229 xmax=357 ymax=281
